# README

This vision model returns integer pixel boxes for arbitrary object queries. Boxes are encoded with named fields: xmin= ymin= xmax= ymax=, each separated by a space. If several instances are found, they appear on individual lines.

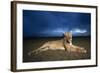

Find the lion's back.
xmin=47 ymin=39 xmax=64 ymax=49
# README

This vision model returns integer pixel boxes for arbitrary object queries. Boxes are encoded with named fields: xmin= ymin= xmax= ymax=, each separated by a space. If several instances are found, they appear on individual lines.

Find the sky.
xmin=23 ymin=10 xmax=91 ymax=38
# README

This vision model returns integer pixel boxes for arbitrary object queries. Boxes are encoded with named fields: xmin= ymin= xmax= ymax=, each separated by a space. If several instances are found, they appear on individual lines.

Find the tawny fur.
xmin=28 ymin=32 xmax=86 ymax=55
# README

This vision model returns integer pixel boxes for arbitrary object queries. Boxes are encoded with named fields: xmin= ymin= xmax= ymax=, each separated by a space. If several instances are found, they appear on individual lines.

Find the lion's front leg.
xmin=63 ymin=44 xmax=71 ymax=52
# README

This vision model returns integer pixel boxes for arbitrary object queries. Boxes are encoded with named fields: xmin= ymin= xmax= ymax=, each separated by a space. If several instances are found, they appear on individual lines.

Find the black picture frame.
xmin=11 ymin=1 xmax=98 ymax=72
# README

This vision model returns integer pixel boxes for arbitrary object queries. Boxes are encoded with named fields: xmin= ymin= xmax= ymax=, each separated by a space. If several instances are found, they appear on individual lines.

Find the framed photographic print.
xmin=11 ymin=1 xmax=98 ymax=72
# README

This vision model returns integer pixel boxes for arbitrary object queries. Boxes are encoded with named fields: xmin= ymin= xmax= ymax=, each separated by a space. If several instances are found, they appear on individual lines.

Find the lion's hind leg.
xmin=28 ymin=48 xmax=40 ymax=56
xmin=28 ymin=45 xmax=49 ymax=56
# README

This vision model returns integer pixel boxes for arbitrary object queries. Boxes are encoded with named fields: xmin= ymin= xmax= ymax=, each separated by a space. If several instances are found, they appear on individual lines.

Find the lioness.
xmin=28 ymin=32 xmax=86 ymax=55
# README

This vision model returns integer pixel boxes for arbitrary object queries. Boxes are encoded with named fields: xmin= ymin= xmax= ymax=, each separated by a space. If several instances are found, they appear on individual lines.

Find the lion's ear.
xmin=63 ymin=32 xmax=67 ymax=36
xmin=68 ymin=32 xmax=72 ymax=36
xmin=64 ymin=32 xmax=72 ymax=37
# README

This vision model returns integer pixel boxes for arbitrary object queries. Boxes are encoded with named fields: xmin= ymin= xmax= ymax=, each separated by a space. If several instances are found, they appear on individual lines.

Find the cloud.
xmin=42 ymin=28 xmax=68 ymax=34
xmin=52 ymin=28 xmax=68 ymax=33
xmin=39 ymin=28 xmax=87 ymax=36
xmin=70 ymin=28 xmax=87 ymax=34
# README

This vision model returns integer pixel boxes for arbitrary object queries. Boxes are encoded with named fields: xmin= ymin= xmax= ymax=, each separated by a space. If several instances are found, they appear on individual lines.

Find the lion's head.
xmin=63 ymin=32 xmax=72 ymax=45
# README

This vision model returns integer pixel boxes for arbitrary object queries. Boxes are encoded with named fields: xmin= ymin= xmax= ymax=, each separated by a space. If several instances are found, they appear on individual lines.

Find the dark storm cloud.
xmin=23 ymin=10 xmax=91 ymax=37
